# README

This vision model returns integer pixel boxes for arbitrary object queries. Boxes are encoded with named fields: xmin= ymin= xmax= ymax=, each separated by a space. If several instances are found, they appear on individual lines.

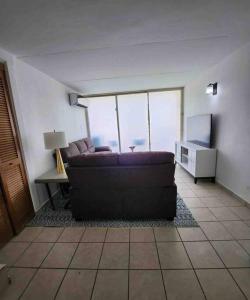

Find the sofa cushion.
xmin=60 ymin=143 xmax=80 ymax=162
xmin=118 ymin=151 xmax=174 ymax=166
xmin=95 ymin=146 xmax=112 ymax=152
xmin=83 ymin=137 xmax=95 ymax=153
xmin=68 ymin=153 xmax=119 ymax=167
xmin=74 ymin=139 xmax=88 ymax=154
xmin=90 ymin=151 xmax=112 ymax=155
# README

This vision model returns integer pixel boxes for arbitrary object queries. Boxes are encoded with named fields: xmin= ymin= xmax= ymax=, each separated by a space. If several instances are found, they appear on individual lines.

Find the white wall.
xmin=0 ymin=48 xmax=88 ymax=211
xmin=184 ymin=42 xmax=250 ymax=203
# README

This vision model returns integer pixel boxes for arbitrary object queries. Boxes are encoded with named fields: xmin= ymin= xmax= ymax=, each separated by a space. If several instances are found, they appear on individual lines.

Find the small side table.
xmin=35 ymin=169 xmax=69 ymax=210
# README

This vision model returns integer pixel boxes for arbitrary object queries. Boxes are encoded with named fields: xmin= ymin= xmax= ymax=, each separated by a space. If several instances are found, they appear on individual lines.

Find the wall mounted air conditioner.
xmin=69 ymin=93 xmax=87 ymax=108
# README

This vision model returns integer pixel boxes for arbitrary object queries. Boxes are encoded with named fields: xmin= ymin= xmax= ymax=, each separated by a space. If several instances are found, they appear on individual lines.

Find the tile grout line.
xmin=198 ymin=220 xmax=233 ymax=240
xmin=89 ymin=227 xmax=108 ymax=300
xmin=6 ymin=235 xmax=250 ymax=299
xmin=153 ymin=228 xmax=168 ymax=300
xmin=8 ymin=224 xmax=44 ymax=267
xmin=8 ymin=266 xmax=250 ymax=271
xmin=16 ymin=227 xmax=70 ymax=299
xmin=17 ymin=267 xmax=39 ymax=300
xmin=198 ymin=224 xmax=249 ymax=300
xmin=34 ymin=232 xmax=62 ymax=264
xmin=193 ymin=195 xmax=250 ymax=296
xmin=12 ymin=228 xmax=44 ymax=299
xmin=207 ymin=206 xmax=241 ymax=222
xmin=53 ymin=227 xmax=87 ymax=299
xmin=5 ymin=177 xmax=250 ymax=298
xmin=9 ymin=242 xmax=32 ymax=268
xmin=17 ymin=241 xmax=57 ymax=298
xmin=227 ymin=206 xmax=246 ymax=219
xmin=181 ymin=238 xmax=208 ymax=300
xmin=57 ymin=226 xmax=86 ymax=243
xmin=128 ymin=227 xmax=130 ymax=300
xmin=219 ymin=220 xmax=250 ymax=240
xmin=206 ymin=238 xmax=248 ymax=300
xmin=18 ymin=239 xmax=250 ymax=244
xmin=54 ymin=227 xmax=86 ymax=299
xmin=14 ymin=242 xmax=53 ymax=269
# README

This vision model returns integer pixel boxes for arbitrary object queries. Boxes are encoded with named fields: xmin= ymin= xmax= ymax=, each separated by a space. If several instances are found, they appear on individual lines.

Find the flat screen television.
xmin=186 ymin=114 xmax=212 ymax=148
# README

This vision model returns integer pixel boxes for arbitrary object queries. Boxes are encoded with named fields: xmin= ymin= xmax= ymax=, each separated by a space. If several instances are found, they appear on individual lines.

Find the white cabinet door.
xmin=188 ymin=150 xmax=196 ymax=175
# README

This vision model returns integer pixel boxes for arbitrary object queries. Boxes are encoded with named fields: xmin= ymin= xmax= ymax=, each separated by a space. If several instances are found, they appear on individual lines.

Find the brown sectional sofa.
xmin=60 ymin=137 xmax=111 ymax=162
xmin=66 ymin=151 xmax=177 ymax=220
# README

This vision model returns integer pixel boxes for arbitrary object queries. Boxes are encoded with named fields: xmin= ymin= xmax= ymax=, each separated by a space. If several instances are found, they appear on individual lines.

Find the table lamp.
xmin=44 ymin=131 xmax=68 ymax=174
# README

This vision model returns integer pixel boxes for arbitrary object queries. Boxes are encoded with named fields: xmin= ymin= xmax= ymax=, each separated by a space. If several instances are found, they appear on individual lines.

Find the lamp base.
xmin=56 ymin=148 xmax=65 ymax=174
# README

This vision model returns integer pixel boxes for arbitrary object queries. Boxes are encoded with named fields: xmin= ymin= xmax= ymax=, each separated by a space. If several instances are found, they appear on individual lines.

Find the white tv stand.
xmin=175 ymin=141 xmax=217 ymax=183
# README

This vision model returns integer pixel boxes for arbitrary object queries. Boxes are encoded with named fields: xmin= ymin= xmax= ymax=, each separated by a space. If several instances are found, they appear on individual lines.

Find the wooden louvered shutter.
xmin=0 ymin=64 xmax=34 ymax=234
xmin=0 ymin=186 xmax=13 ymax=246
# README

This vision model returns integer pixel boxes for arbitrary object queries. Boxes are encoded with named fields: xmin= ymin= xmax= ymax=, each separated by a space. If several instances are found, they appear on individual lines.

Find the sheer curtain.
xmin=87 ymin=90 xmax=181 ymax=153
xmin=149 ymin=90 xmax=181 ymax=152
xmin=87 ymin=96 xmax=119 ymax=152
xmin=117 ymin=93 xmax=149 ymax=152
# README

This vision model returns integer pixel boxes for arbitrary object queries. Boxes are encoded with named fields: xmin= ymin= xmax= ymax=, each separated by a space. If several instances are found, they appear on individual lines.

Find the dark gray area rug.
xmin=28 ymin=194 xmax=198 ymax=227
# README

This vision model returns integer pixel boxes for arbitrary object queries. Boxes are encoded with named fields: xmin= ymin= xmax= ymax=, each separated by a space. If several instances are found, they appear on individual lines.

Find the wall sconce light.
xmin=206 ymin=82 xmax=217 ymax=95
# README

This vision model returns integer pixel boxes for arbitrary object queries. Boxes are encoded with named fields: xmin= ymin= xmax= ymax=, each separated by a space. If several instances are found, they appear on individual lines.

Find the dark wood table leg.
xmin=59 ymin=183 xmax=71 ymax=209
xmin=59 ymin=183 xmax=65 ymax=198
xmin=45 ymin=183 xmax=55 ymax=210
xmin=64 ymin=199 xmax=71 ymax=209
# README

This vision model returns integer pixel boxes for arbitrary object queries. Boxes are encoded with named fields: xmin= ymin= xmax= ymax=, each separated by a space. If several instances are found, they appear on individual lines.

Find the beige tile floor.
xmin=1 ymin=165 xmax=250 ymax=299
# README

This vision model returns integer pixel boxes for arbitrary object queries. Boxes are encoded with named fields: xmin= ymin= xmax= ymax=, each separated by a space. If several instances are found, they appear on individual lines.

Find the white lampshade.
xmin=44 ymin=131 xmax=68 ymax=149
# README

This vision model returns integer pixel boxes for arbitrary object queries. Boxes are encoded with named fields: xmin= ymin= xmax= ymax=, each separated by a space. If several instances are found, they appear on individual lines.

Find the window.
xmin=87 ymin=89 xmax=182 ymax=153
xmin=87 ymin=96 xmax=119 ymax=152
xmin=118 ymin=93 xmax=149 ymax=152
xmin=149 ymin=90 xmax=181 ymax=152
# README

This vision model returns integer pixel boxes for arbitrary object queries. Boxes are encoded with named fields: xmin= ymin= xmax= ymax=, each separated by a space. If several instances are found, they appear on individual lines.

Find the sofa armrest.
xmin=95 ymin=146 xmax=112 ymax=152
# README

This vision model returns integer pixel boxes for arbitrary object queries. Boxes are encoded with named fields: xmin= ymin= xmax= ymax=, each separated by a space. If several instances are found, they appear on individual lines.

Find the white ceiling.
xmin=0 ymin=0 xmax=250 ymax=94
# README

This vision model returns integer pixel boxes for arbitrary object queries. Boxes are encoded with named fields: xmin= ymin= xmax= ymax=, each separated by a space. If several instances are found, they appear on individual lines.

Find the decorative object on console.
xmin=206 ymin=82 xmax=217 ymax=95
xmin=44 ymin=131 xmax=68 ymax=174
xmin=129 ymin=138 xmax=146 ymax=152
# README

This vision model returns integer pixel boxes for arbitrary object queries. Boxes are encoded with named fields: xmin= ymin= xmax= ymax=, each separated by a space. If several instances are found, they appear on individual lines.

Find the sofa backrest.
xmin=67 ymin=151 xmax=176 ymax=188
xmin=60 ymin=142 xmax=80 ymax=162
xmin=60 ymin=137 xmax=96 ymax=162
xmin=68 ymin=151 xmax=174 ymax=167
xmin=118 ymin=152 xmax=174 ymax=165
xmin=83 ymin=138 xmax=95 ymax=153
xmin=68 ymin=153 xmax=118 ymax=167
xmin=74 ymin=139 xmax=88 ymax=154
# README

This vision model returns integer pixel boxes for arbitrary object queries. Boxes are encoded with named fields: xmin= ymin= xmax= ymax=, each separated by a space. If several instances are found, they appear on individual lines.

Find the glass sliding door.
xmin=87 ymin=96 xmax=119 ymax=152
xmin=87 ymin=89 xmax=181 ymax=154
xmin=117 ymin=93 xmax=149 ymax=152
xmin=149 ymin=90 xmax=181 ymax=152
